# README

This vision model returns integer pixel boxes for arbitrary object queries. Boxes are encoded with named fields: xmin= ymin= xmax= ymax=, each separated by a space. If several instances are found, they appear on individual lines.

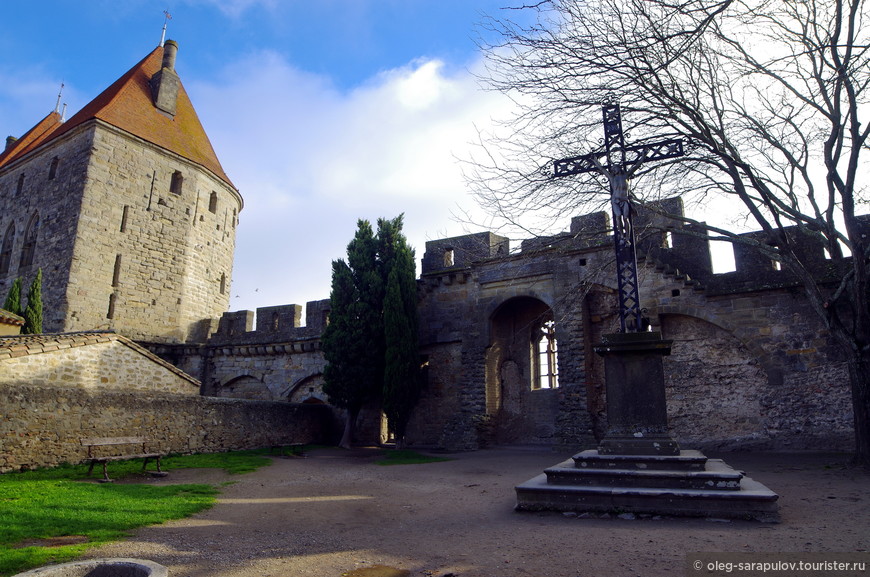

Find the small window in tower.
xmin=0 ymin=223 xmax=15 ymax=275
xmin=232 ymin=209 xmax=237 ymax=228
xmin=16 ymin=174 xmax=25 ymax=196
xmin=48 ymin=157 xmax=60 ymax=180
xmin=107 ymin=293 xmax=117 ymax=319
xmin=208 ymin=191 xmax=218 ymax=213
xmin=170 ymin=171 xmax=183 ymax=195
xmin=220 ymin=272 xmax=226 ymax=295
xmin=112 ymin=254 xmax=122 ymax=287
xmin=120 ymin=205 xmax=130 ymax=232
xmin=443 ymin=248 xmax=455 ymax=267
xmin=19 ymin=212 xmax=39 ymax=269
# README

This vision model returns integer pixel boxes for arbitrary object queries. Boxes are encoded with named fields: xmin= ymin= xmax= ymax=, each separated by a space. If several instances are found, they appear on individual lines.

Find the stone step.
xmin=544 ymin=458 xmax=743 ymax=490
xmin=515 ymin=471 xmax=779 ymax=522
xmin=573 ymin=449 xmax=708 ymax=471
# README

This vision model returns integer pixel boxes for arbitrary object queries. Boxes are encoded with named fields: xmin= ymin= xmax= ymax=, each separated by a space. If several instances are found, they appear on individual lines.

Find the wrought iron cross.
xmin=554 ymin=104 xmax=684 ymax=332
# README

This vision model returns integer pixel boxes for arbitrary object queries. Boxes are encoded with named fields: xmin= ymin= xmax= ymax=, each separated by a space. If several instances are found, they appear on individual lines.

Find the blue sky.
xmin=0 ymin=1 xmax=536 ymax=314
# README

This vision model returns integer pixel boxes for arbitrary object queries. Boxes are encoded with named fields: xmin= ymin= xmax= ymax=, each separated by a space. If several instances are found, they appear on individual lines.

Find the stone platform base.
xmin=515 ymin=450 xmax=779 ymax=522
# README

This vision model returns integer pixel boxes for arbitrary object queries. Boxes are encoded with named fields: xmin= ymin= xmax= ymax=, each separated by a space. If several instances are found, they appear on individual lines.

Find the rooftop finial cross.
xmin=160 ymin=10 xmax=172 ymax=47
xmin=554 ymin=103 xmax=684 ymax=332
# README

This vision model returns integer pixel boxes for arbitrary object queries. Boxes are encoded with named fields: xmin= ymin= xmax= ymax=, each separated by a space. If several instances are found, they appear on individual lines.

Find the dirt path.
xmin=85 ymin=447 xmax=869 ymax=577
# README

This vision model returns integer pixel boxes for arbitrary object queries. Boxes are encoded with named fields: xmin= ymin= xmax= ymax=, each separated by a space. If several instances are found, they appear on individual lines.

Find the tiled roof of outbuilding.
xmin=0 ymin=308 xmax=24 ymax=326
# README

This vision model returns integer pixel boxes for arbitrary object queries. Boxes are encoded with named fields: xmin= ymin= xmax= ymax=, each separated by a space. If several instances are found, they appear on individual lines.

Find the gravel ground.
xmin=83 ymin=447 xmax=869 ymax=577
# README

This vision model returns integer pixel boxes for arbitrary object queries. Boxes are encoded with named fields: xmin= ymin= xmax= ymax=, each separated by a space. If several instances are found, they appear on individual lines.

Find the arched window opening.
xmin=219 ymin=272 xmax=226 ymax=295
xmin=19 ymin=213 xmax=39 ymax=269
xmin=0 ymin=224 xmax=15 ymax=275
xmin=443 ymin=248 xmax=455 ymax=267
xmin=208 ymin=191 xmax=218 ymax=213
xmin=532 ymin=319 xmax=559 ymax=390
xmin=48 ymin=157 xmax=60 ymax=180
xmin=170 ymin=171 xmax=183 ymax=195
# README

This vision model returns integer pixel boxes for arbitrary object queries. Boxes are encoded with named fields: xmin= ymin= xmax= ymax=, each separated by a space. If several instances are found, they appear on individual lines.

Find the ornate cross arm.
xmin=553 ymin=139 xmax=684 ymax=178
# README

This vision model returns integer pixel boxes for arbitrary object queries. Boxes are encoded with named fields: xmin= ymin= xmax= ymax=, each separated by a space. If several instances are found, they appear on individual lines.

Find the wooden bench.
xmin=80 ymin=437 xmax=165 ymax=482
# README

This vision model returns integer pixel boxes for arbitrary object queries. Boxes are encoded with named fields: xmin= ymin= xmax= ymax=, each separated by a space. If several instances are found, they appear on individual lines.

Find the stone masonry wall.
xmin=68 ymin=122 xmax=241 ymax=343
xmin=0 ymin=384 xmax=332 ymax=472
xmin=0 ymin=127 xmax=91 ymax=332
xmin=0 ymin=332 xmax=199 ymax=396
xmin=410 ymin=200 xmax=856 ymax=452
xmin=0 ymin=120 xmax=241 ymax=344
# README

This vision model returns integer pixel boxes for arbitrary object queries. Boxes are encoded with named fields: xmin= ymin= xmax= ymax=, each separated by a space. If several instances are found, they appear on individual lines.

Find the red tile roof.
xmin=0 ymin=308 xmax=24 ymax=326
xmin=0 ymin=44 xmax=235 ymax=190
xmin=0 ymin=111 xmax=64 ymax=170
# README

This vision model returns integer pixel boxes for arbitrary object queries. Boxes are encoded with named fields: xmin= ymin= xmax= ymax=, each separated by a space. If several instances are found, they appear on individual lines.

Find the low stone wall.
xmin=0 ymin=384 xmax=335 ymax=472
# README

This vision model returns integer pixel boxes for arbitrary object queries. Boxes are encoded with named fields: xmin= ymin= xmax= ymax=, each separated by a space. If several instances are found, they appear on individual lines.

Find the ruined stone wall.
xmin=411 ymin=202 xmax=855 ymax=452
xmin=413 ymin=241 xmax=599 ymax=451
xmin=152 ymin=302 xmax=332 ymax=401
xmin=0 ymin=384 xmax=333 ymax=472
xmin=641 ymin=269 xmax=853 ymax=451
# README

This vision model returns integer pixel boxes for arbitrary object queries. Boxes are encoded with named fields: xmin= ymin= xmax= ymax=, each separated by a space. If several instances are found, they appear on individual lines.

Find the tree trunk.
xmin=848 ymin=352 xmax=870 ymax=468
xmin=339 ymin=408 xmax=359 ymax=450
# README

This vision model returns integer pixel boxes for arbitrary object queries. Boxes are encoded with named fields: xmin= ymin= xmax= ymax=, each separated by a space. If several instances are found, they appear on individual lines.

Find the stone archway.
xmin=485 ymin=296 xmax=559 ymax=445
xmin=220 ymin=374 xmax=273 ymax=400
xmin=284 ymin=374 xmax=327 ymax=404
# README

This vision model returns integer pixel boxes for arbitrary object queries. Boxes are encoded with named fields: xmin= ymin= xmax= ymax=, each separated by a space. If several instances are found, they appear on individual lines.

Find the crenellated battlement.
xmin=210 ymin=299 xmax=331 ymax=345
xmin=421 ymin=197 xmax=869 ymax=296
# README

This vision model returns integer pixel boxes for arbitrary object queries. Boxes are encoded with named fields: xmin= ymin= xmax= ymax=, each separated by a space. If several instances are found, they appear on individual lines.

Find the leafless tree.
xmin=468 ymin=0 xmax=870 ymax=466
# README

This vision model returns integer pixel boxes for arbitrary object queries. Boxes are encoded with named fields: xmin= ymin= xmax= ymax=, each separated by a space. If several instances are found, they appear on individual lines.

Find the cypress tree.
xmin=321 ymin=221 xmax=383 ymax=448
xmin=322 ymin=216 xmax=421 ymax=448
xmin=3 ymin=277 xmax=23 ymax=316
xmin=381 ymin=225 xmax=420 ymax=446
xmin=22 ymin=269 xmax=43 ymax=334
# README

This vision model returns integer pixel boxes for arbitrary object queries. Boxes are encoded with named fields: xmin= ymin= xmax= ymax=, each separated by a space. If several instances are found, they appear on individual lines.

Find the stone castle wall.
xmin=0 ymin=384 xmax=332 ymax=472
xmin=139 ymin=199 xmax=857 ymax=454
xmin=0 ymin=331 xmax=334 ymax=473
xmin=406 ymin=199 xmax=855 ymax=452
xmin=150 ymin=301 xmax=332 ymax=401
xmin=69 ymin=122 xmax=241 ymax=343
xmin=0 ymin=127 xmax=91 ymax=331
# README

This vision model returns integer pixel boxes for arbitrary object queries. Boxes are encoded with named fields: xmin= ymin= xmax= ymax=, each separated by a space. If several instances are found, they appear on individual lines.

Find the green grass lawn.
xmin=0 ymin=449 xmax=276 ymax=577
xmin=374 ymin=449 xmax=452 ymax=466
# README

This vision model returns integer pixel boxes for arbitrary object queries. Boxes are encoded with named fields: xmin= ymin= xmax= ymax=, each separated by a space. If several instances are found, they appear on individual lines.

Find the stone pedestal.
xmin=515 ymin=331 xmax=779 ymax=521
xmin=594 ymin=332 xmax=679 ymax=456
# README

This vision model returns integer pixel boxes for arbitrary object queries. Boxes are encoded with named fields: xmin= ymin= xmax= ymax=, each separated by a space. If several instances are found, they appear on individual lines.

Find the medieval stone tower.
xmin=0 ymin=41 xmax=242 ymax=344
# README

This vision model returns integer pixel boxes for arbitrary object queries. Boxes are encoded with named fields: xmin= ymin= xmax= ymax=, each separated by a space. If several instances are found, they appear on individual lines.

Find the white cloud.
xmin=188 ymin=49 xmax=514 ymax=316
